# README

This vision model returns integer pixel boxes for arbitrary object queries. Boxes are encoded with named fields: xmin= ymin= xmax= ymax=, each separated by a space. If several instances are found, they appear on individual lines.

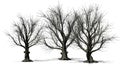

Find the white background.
xmin=0 ymin=0 xmax=120 ymax=68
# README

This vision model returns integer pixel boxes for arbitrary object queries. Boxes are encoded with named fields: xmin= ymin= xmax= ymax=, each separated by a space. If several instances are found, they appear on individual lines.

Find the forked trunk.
xmin=86 ymin=38 xmax=94 ymax=63
xmin=86 ymin=51 xmax=94 ymax=63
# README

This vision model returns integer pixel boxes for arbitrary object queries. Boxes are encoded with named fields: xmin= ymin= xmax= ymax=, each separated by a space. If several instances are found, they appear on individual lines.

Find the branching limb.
xmin=66 ymin=38 xmax=75 ymax=48
xmin=29 ymin=27 xmax=42 ymax=44
xmin=8 ymin=34 xmax=25 ymax=48
xmin=92 ymin=37 xmax=113 ymax=52
xmin=44 ymin=39 xmax=61 ymax=50
xmin=75 ymin=39 xmax=87 ymax=52
xmin=51 ymin=34 xmax=62 ymax=48
xmin=48 ymin=26 xmax=63 ymax=44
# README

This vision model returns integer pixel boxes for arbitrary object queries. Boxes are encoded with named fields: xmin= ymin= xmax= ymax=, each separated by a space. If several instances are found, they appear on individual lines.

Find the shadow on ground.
xmin=33 ymin=58 xmax=110 ymax=63
xmin=34 ymin=58 xmax=59 ymax=62
xmin=71 ymin=58 xmax=109 ymax=63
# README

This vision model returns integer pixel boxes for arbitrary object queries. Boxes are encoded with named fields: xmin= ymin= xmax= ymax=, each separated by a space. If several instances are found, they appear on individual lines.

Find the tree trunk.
xmin=86 ymin=38 xmax=94 ymax=63
xmin=22 ymin=47 xmax=32 ymax=62
xmin=86 ymin=51 xmax=94 ymax=63
xmin=59 ymin=46 xmax=70 ymax=60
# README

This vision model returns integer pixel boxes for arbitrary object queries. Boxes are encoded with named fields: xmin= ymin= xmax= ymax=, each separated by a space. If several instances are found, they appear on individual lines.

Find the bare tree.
xmin=8 ymin=16 xmax=43 ymax=62
xmin=42 ymin=6 xmax=78 ymax=60
xmin=74 ymin=7 xmax=113 ymax=63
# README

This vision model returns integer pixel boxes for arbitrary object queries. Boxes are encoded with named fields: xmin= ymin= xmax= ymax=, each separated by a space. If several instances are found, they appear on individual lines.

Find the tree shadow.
xmin=33 ymin=58 xmax=109 ymax=63
xmin=33 ymin=58 xmax=79 ymax=62
xmin=69 ymin=58 xmax=109 ymax=63
xmin=78 ymin=60 xmax=109 ymax=63
xmin=33 ymin=58 xmax=59 ymax=62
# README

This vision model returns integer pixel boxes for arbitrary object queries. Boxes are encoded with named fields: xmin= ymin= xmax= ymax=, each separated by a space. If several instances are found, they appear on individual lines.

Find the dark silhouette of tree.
xmin=42 ymin=6 xmax=78 ymax=60
xmin=8 ymin=16 xmax=43 ymax=62
xmin=74 ymin=7 xmax=113 ymax=63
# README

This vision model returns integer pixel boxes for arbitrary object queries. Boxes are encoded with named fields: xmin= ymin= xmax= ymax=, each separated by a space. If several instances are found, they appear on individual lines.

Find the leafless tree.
xmin=8 ymin=16 xmax=43 ymax=62
xmin=42 ymin=6 xmax=78 ymax=60
xmin=74 ymin=7 xmax=113 ymax=63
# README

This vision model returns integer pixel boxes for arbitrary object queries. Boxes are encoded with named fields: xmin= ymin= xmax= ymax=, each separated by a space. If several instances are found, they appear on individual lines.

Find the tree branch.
xmin=44 ymin=39 xmax=61 ymax=50
xmin=8 ymin=34 xmax=25 ymax=48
